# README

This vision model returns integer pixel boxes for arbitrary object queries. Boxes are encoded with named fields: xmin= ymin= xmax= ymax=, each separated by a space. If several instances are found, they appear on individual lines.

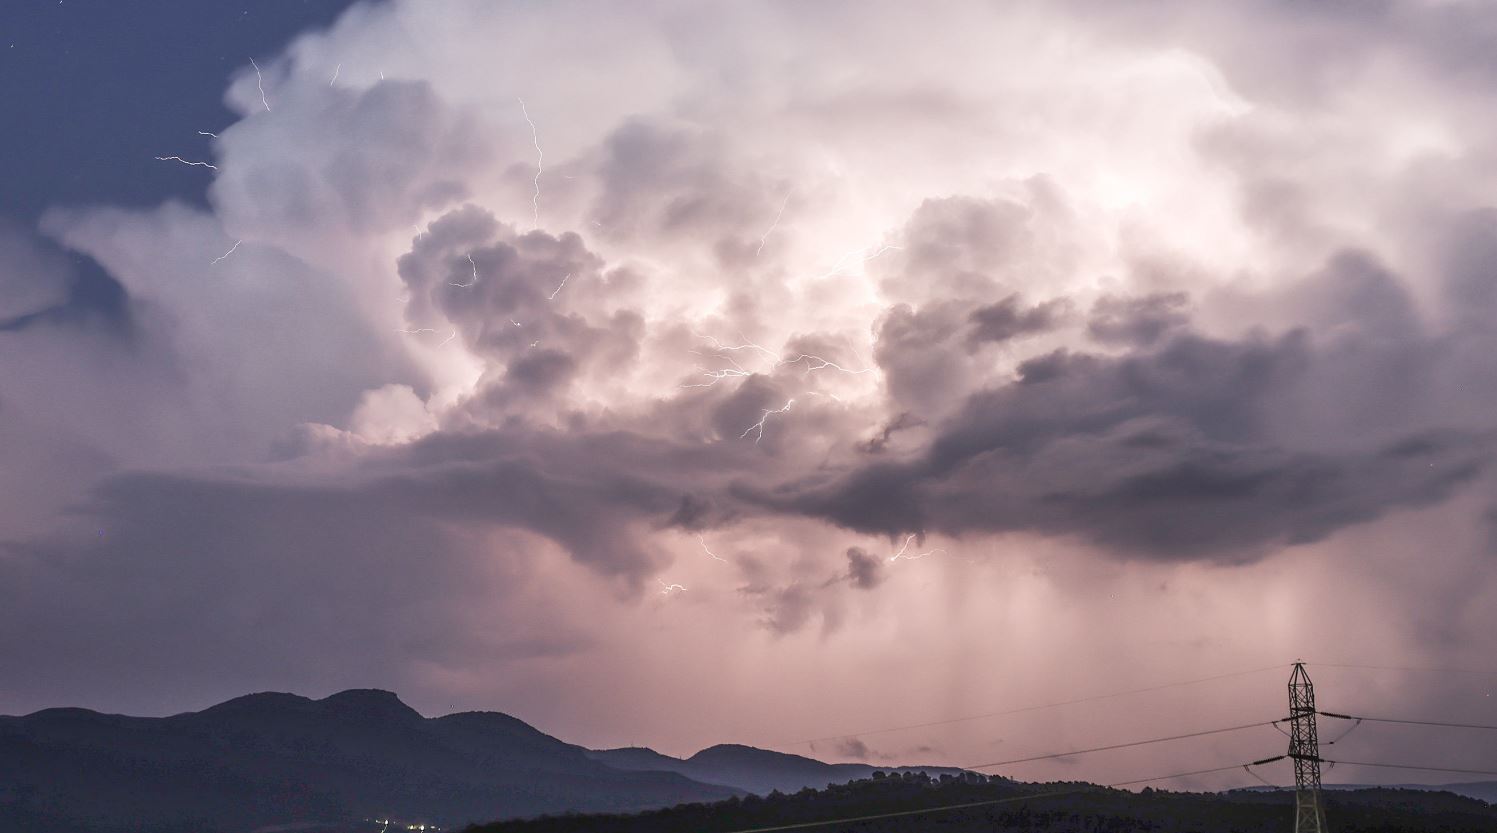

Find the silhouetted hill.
xmin=0 ymin=690 xmax=738 ymax=833
xmin=587 ymin=743 xmax=967 ymax=795
xmin=467 ymin=772 xmax=1497 ymax=833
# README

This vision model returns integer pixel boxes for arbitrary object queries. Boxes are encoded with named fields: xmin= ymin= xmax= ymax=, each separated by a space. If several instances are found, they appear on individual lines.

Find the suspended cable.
xmin=1241 ymin=763 xmax=1284 ymax=790
xmin=963 ymin=719 xmax=1283 ymax=771
xmin=716 ymin=787 xmax=1085 ymax=833
xmin=1309 ymin=662 xmax=1497 ymax=677
xmin=1105 ymin=763 xmax=1251 ymax=788
xmin=1322 ymin=760 xmax=1497 ymax=777
xmin=719 ymin=756 xmax=1287 ymax=833
xmin=785 ymin=663 xmax=1289 ymax=747
xmin=1321 ymin=717 xmax=1363 ymax=746
xmin=1319 ymin=711 xmax=1497 ymax=732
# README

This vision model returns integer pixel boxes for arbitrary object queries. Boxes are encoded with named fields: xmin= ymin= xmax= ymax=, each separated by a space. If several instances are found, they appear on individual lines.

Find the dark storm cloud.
xmin=843 ymin=547 xmax=884 ymax=590
xmin=833 ymin=738 xmax=872 ymax=760
xmin=858 ymin=412 xmax=925 ymax=455
xmin=397 ymin=204 xmax=644 ymax=410
xmin=749 ymin=255 xmax=1492 ymax=560
xmin=1087 ymin=292 xmax=1189 ymax=347
xmin=967 ymin=294 xmax=1069 ymax=346
xmin=873 ymin=302 xmax=971 ymax=413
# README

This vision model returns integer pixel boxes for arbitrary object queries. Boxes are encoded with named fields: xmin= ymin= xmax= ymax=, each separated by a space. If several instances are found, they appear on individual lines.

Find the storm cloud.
xmin=2 ymin=0 xmax=1496 ymax=786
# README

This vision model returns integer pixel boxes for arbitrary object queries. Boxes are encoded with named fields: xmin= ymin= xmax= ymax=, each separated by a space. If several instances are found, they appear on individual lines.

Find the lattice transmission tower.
xmin=1288 ymin=661 xmax=1328 ymax=833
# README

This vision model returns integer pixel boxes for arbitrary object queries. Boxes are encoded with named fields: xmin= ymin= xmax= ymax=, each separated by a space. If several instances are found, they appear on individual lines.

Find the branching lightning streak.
xmin=249 ymin=57 xmax=271 ymax=112
xmin=780 ymin=354 xmax=874 ymax=375
xmin=155 ymin=156 xmax=217 ymax=170
xmin=680 ymin=351 xmax=752 ymax=389
xmin=437 ymin=329 xmax=457 ymax=347
xmin=330 ymin=63 xmax=341 ymax=85
xmin=197 ymin=130 xmax=218 ymax=138
xmin=449 ymin=254 xmax=478 ymax=288
xmin=741 ymin=398 xmax=795 ymax=443
xmin=887 ymin=534 xmax=946 ymax=563
xmin=756 ymin=188 xmax=794 ymax=256
xmin=689 ymin=333 xmax=873 ymax=383
xmin=548 ymin=273 xmax=570 ymax=300
xmin=658 ymin=580 xmax=687 ymax=595
xmin=697 ymin=535 xmax=728 ymax=563
xmin=395 ymin=327 xmax=438 ymax=335
xmin=814 ymin=243 xmax=903 ymax=279
xmin=210 ymin=240 xmax=241 ymax=265
xmin=691 ymin=330 xmax=780 ymax=365
xmin=517 ymin=97 xmax=543 ymax=228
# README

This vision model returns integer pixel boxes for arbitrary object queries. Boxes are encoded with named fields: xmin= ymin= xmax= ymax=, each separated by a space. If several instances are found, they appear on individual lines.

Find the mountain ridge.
xmin=0 ymin=688 xmax=737 ymax=833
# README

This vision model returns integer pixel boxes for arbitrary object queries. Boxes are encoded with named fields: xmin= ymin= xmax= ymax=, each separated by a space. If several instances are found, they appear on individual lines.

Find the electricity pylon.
xmin=1288 ymin=661 xmax=1328 ymax=833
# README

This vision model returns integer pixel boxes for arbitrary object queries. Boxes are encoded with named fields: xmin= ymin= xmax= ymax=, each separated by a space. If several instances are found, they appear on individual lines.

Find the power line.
xmin=963 ymin=719 xmax=1283 ymax=771
xmin=1323 ymin=760 xmax=1497 ymax=777
xmin=1107 ymin=762 xmax=1260 ymax=788
xmin=1319 ymin=711 xmax=1497 ymax=732
xmin=1309 ymin=662 xmax=1497 ymax=677
xmin=719 ymin=758 xmax=1285 ymax=833
xmin=716 ymin=787 xmax=1085 ymax=833
xmin=786 ymin=663 xmax=1289 ymax=747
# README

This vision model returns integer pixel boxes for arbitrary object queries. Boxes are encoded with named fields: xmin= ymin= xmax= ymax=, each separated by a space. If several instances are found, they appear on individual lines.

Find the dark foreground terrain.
xmin=5 ymin=689 xmax=1494 ymax=833
xmin=0 ymin=689 xmax=951 ymax=833
xmin=467 ymin=771 xmax=1497 ymax=833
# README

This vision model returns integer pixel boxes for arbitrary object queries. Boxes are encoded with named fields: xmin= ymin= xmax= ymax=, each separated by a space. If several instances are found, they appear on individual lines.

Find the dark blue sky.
xmin=1 ymin=0 xmax=360 ymax=220
xmin=0 ymin=1 xmax=362 ymax=326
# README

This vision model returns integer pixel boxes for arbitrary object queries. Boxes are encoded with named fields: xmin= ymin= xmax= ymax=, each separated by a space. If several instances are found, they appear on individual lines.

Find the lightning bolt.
xmin=210 ymin=240 xmax=241 ymax=265
xmin=395 ymin=327 xmax=439 ymax=335
xmin=547 ymin=273 xmax=570 ymax=300
xmin=690 ymin=333 xmax=873 ymax=380
xmin=437 ymin=329 xmax=457 ymax=347
xmin=740 ymin=398 xmax=795 ymax=443
xmin=197 ymin=130 xmax=218 ymax=138
xmin=679 ymin=351 xmax=752 ymax=389
xmin=780 ymin=354 xmax=874 ymax=375
xmin=813 ymin=243 xmax=903 ymax=280
xmin=887 ymin=534 xmax=946 ymax=563
xmin=658 ymin=580 xmax=687 ymax=595
xmin=696 ymin=534 xmax=728 ymax=563
xmin=330 ymin=63 xmax=341 ymax=85
xmin=449 ymin=254 xmax=479 ymax=288
xmin=249 ymin=57 xmax=271 ymax=112
xmin=517 ymin=97 xmax=543 ymax=228
xmin=691 ymin=331 xmax=781 ymax=366
xmin=155 ymin=156 xmax=217 ymax=170
xmin=756 ymin=188 xmax=794 ymax=256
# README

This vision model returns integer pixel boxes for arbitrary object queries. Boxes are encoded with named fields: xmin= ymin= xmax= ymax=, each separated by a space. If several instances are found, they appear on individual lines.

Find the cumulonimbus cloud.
xmin=2 ymin=0 xmax=1496 ymax=743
